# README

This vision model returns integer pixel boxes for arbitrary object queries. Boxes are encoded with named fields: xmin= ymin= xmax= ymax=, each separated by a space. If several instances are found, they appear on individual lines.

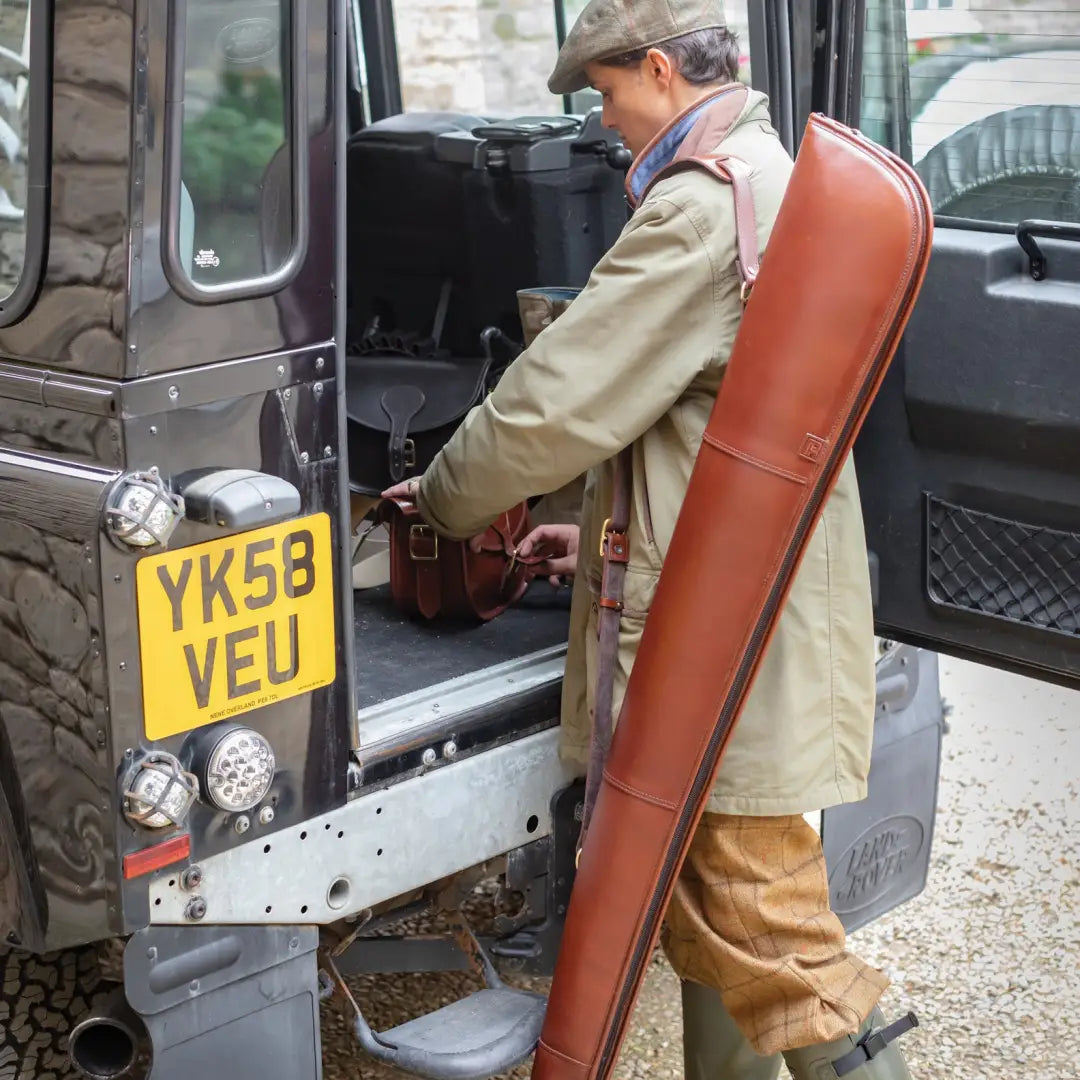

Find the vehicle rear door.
xmin=849 ymin=0 xmax=1080 ymax=686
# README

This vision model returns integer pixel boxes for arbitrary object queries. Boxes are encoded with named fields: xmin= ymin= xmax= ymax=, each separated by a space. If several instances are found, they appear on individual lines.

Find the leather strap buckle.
xmin=408 ymin=524 xmax=438 ymax=562
xmin=403 ymin=438 xmax=416 ymax=470
xmin=501 ymin=548 xmax=521 ymax=588
xmin=740 ymin=279 xmax=753 ymax=305
xmin=599 ymin=518 xmax=629 ymax=564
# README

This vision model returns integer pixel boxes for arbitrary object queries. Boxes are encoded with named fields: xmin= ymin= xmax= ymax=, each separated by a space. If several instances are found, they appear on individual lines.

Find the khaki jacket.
xmin=418 ymin=87 xmax=876 ymax=815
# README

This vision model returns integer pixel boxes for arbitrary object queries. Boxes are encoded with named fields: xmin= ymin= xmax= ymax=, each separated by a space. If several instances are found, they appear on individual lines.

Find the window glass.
xmin=177 ymin=0 xmax=292 ymax=284
xmin=390 ymin=0 xmax=752 ymax=118
xmin=392 ymin=0 xmax=561 ymax=116
xmin=0 ymin=0 xmax=31 ymax=303
xmin=560 ymin=0 xmax=752 ymax=113
xmin=348 ymin=0 xmax=371 ymax=120
xmin=861 ymin=0 xmax=1080 ymax=225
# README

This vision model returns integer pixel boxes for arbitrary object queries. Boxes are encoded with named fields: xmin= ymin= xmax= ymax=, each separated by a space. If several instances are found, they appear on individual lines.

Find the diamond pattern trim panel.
xmin=926 ymin=495 xmax=1080 ymax=637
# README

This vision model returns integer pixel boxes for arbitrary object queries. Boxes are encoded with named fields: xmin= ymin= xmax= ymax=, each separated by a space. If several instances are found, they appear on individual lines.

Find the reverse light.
xmin=191 ymin=725 xmax=276 ymax=814
xmin=122 ymin=751 xmax=198 ymax=829
xmin=105 ymin=468 xmax=185 ymax=548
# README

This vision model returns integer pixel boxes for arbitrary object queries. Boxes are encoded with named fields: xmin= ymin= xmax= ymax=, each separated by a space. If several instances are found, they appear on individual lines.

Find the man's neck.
xmin=667 ymin=82 xmax=727 ymax=123
xmin=626 ymin=85 xmax=743 ymax=206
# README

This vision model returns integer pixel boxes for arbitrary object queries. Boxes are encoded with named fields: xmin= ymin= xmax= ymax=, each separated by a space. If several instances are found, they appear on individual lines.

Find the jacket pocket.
xmin=586 ymin=564 xmax=660 ymax=621
xmin=640 ymin=466 xmax=656 ymax=549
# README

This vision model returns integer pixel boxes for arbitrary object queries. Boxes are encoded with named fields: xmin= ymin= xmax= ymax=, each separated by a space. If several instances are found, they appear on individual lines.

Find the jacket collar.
xmin=625 ymin=83 xmax=750 ymax=208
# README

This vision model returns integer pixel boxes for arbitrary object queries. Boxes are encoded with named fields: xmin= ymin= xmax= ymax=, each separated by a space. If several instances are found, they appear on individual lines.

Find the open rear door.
xmin=852 ymin=0 xmax=1080 ymax=686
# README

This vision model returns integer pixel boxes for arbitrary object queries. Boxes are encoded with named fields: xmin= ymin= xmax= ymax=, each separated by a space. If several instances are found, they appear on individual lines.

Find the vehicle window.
xmin=347 ymin=0 xmax=371 ymax=121
xmin=175 ymin=0 xmax=292 ymax=285
xmin=557 ymin=0 xmax=752 ymax=113
xmin=0 ymin=0 xmax=32 ymax=304
xmin=861 ymin=0 xmax=1080 ymax=225
xmin=390 ymin=0 xmax=752 ymax=118
xmin=391 ymin=0 xmax=561 ymax=116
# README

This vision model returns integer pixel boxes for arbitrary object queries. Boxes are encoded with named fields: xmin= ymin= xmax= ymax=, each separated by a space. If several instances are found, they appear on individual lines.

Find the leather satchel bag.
xmin=345 ymin=350 xmax=494 ymax=497
xmin=345 ymin=316 xmax=521 ymax=497
xmin=377 ymin=498 xmax=545 ymax=621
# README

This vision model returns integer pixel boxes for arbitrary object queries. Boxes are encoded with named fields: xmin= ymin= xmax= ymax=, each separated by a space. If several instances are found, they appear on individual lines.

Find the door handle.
xmin=1016 ymin=218 xmax=1080 ymax=281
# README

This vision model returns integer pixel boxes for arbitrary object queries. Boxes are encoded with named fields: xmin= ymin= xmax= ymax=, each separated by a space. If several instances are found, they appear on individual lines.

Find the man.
xmin=385 ymin=3 xmax=917 ymax=1077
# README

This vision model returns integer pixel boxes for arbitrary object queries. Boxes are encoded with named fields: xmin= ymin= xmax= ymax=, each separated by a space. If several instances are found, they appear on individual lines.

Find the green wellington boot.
xmin=681 ymin=981 xmax=783 ymax=1080
xmin=781 ymin=1008 xmax=919 ymax=1080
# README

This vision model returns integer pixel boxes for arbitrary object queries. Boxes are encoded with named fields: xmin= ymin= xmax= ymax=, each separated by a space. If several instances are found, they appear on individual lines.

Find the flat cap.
xmin=548 ymin=0 xmax=727 ymax=96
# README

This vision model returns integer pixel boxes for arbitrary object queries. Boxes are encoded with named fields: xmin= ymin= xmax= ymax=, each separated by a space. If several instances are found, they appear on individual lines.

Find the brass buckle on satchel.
xmin=408 ymin=524 xmax=438 ymax=561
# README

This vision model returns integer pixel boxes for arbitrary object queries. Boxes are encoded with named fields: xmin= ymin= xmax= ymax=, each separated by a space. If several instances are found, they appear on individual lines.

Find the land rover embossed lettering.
xmin=828 ymin=815 xmax=925 ymax=914
xmin=135 ymin=513 xmax=336 ymax=740
xmin=217 ymin=18 xmax=279 ymax=64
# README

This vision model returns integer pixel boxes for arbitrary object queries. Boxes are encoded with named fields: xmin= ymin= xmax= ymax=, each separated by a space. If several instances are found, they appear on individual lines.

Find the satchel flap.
xmin=380 ymin=384 xmax=426 ymax=426
xmin=379 ymin=497 xmax=420 ymax=519
xmin=476 ymin=503 xmax=530 ymax=554
xmin=346 ymin=353 xmax=492 ymax=434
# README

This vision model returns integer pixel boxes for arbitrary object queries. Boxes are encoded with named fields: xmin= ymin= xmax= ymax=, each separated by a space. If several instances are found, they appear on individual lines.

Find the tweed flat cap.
xmin=548 ymin=0 xmax=727 ymax=96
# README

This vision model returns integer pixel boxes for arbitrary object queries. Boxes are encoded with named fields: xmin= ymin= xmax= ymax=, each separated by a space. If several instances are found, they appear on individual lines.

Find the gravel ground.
xmin=322 ymin=656 xmax=1079 ymax=1078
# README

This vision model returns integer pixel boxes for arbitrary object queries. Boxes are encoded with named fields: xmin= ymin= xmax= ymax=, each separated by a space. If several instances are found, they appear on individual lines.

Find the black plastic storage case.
xmin=344 ymin=110 xmax=629 ymax=496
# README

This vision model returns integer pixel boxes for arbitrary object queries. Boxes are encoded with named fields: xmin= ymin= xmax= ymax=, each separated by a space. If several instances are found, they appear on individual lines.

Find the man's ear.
xmin=645 ymin=47 xmax=675 ymax=89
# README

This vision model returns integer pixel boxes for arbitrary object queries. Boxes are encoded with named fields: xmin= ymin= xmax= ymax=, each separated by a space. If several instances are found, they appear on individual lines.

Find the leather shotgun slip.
xmin=531 ymin=114 xmax=933 ymax=1080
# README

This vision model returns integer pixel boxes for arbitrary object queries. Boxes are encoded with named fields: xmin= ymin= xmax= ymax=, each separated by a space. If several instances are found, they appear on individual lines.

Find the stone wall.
xmin=391 ymin=0 xmax=751 ymax=117
xmin=392 ymin=0 xmax=560 ymax=115
xmin=0 ymin=2 xmax=29 ymax=301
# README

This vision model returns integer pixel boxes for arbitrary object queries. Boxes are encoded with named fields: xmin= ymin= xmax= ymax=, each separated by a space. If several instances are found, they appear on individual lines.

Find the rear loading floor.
xmin=352 ymin=582 xmax=572 ymax=709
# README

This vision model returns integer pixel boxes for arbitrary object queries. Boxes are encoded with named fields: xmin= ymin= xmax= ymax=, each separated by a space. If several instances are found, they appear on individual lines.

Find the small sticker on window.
xmin=194 ymin=249 xmax=221 ymax=269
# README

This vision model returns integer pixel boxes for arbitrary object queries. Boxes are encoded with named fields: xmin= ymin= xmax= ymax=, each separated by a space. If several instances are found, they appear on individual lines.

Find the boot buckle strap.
xmin=832 ymin=1012 xmax=919 ymax=1077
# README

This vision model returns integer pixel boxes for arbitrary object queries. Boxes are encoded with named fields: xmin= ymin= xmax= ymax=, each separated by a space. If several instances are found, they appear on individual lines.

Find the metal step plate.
xmin=364 ymin=988 xmax=546 ymax=1080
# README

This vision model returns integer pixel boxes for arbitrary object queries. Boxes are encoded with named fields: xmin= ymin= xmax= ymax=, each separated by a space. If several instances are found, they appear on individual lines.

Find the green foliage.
xmin=181 ymin=69 xmax=286 ymax=211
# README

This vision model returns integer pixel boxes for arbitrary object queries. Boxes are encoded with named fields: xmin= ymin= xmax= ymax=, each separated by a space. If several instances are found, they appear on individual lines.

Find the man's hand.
xmin=381 ymin=479 xmax=420 ymax=501
xmin=518 ymin=524 xmax=580 ymax=587
xmin=381 ymin=479 xmax=491 ymax=555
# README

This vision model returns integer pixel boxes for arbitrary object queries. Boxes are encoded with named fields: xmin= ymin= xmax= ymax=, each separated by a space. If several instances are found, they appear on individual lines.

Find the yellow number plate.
xmin=136 ymin=512 xmax=336 ymax=740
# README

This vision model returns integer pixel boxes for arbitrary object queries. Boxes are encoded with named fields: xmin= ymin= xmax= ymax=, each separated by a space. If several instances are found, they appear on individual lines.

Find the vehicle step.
xmin=355 ymin=987 xmax=546 ymax=1079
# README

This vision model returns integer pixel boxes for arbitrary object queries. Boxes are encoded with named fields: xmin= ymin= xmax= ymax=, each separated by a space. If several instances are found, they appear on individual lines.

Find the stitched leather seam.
xmin=603 ymin=771 xmax=678 ymax=810
xmin=537 ymin=1040 xmax=590 ymax=1068
xmin=703 ymin=434 xmax=807 ymax=485
xmin=815 ymin=123 xmax=920 ymax=448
